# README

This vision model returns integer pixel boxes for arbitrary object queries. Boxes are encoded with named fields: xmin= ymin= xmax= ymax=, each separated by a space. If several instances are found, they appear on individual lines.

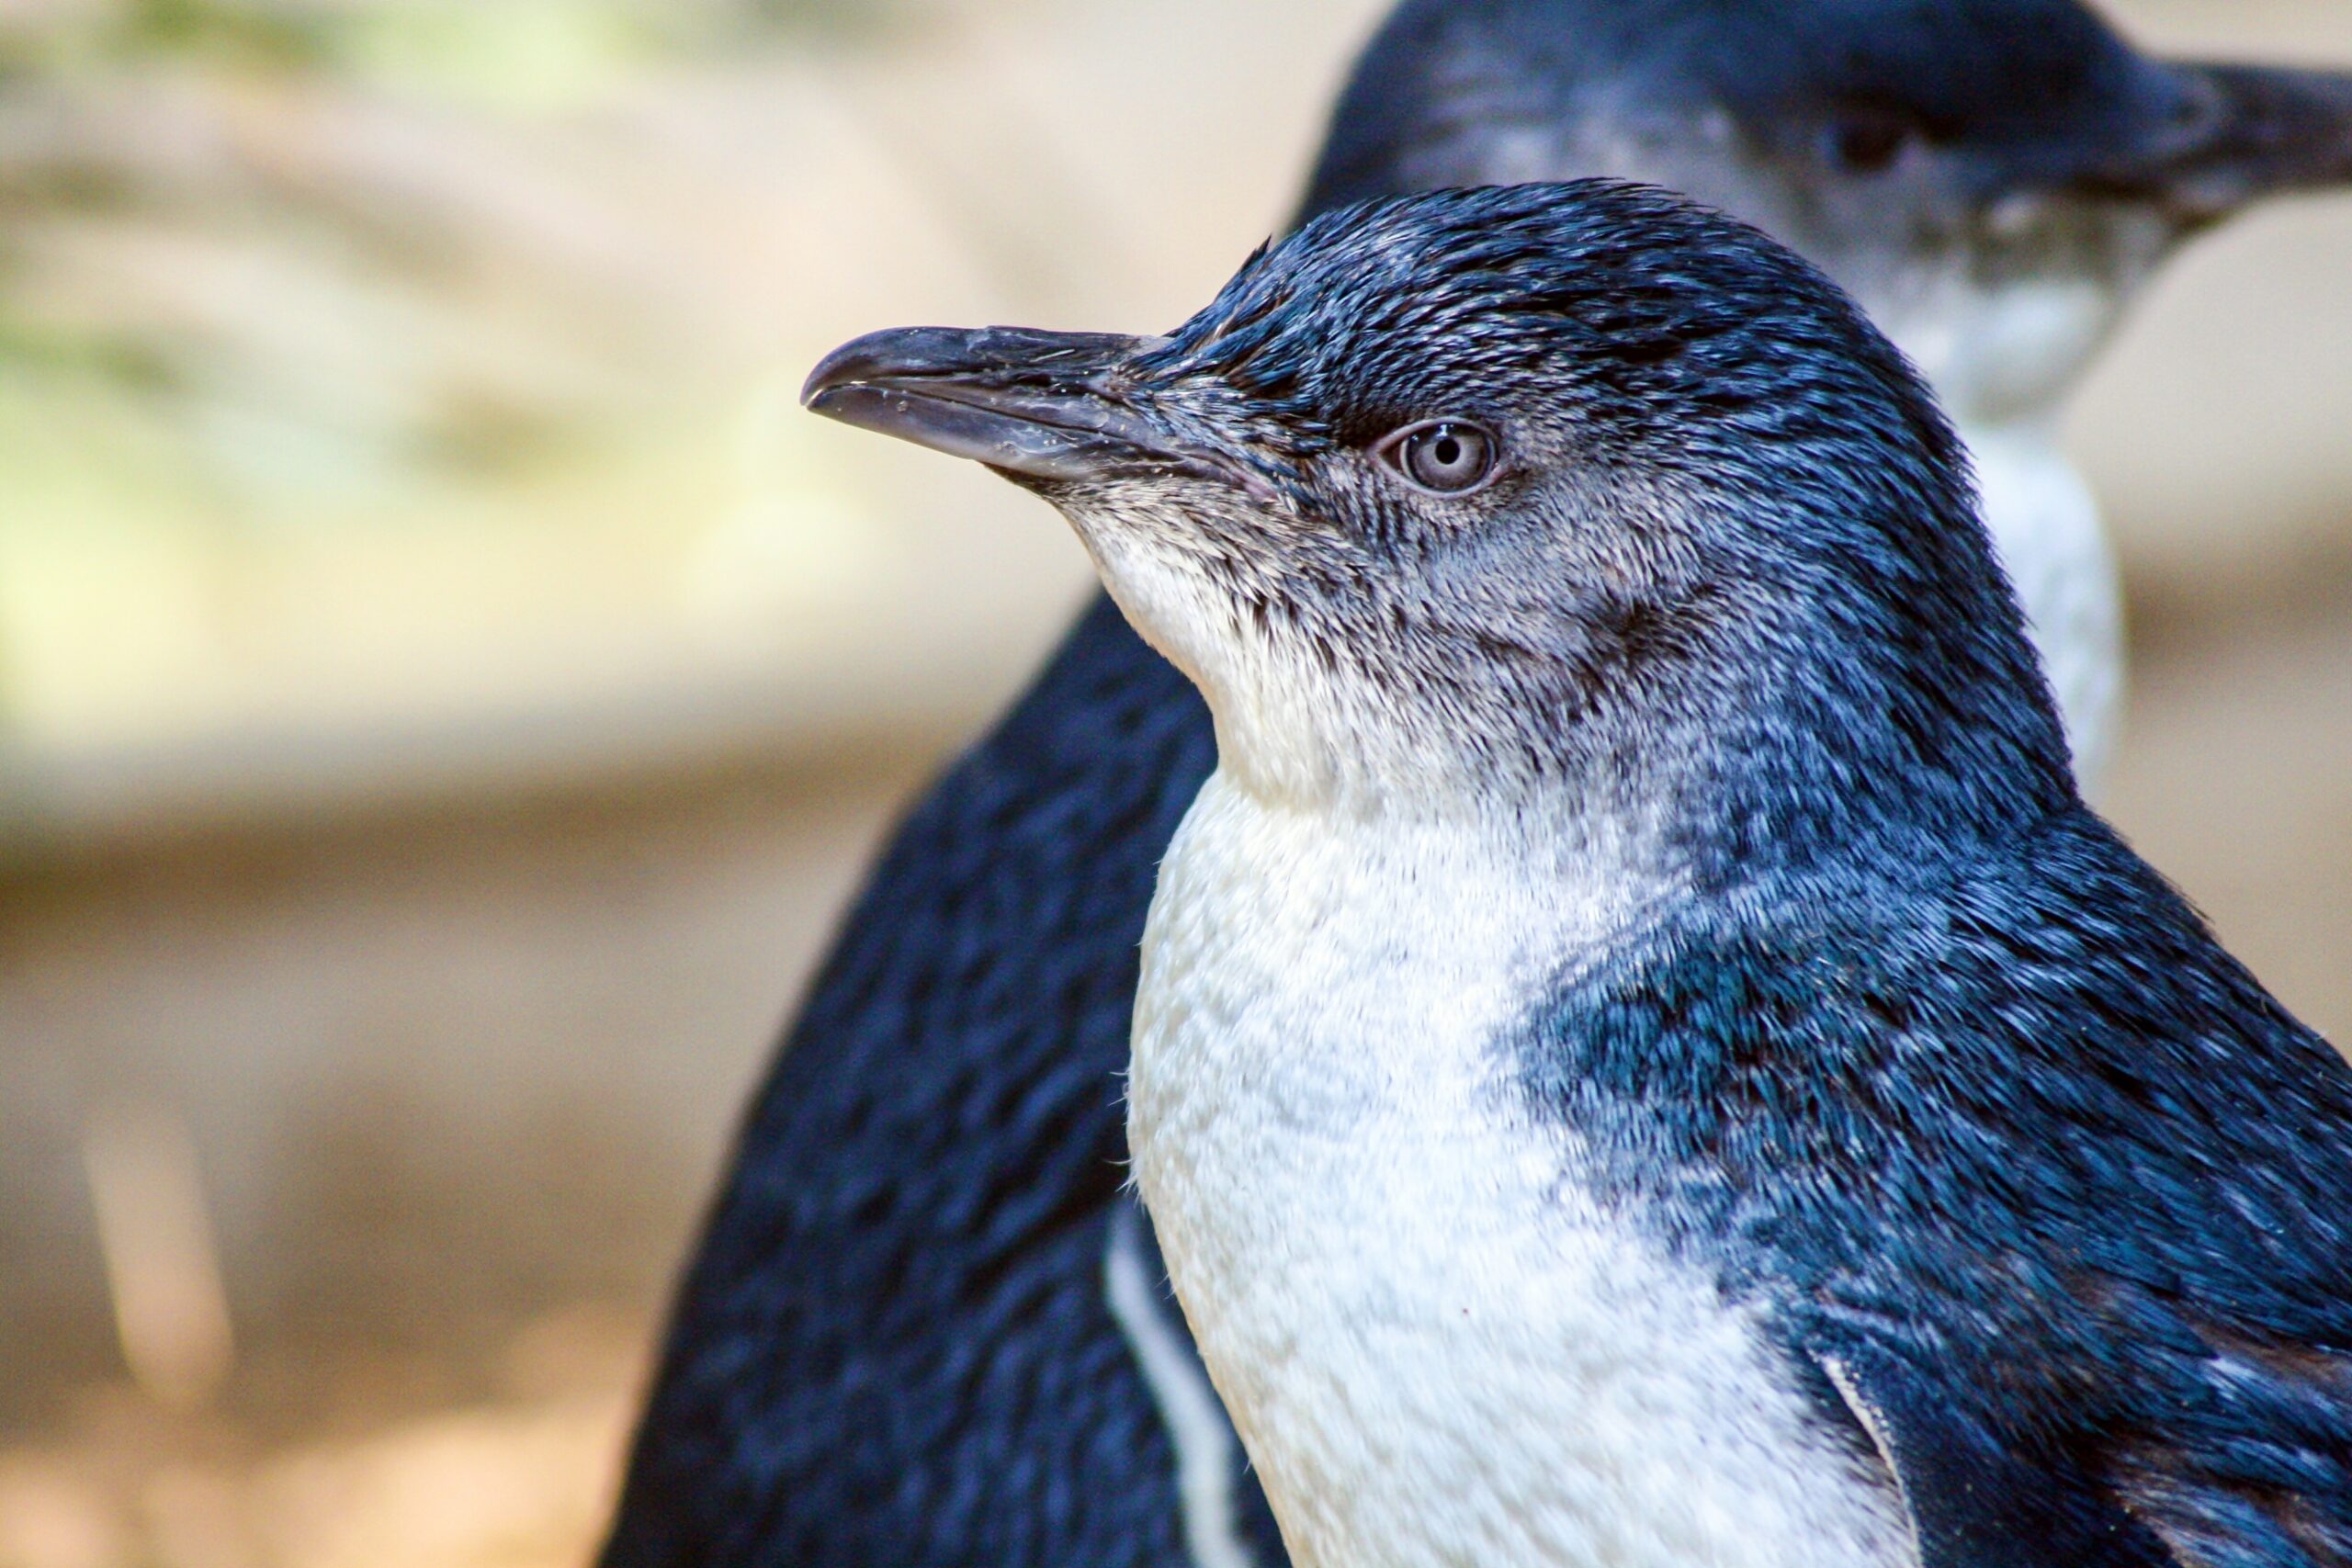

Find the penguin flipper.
xmin=1812 ymin=1341 xmax=2179 ymax=1568
xmin=2092 ymin=1324 xmax=2352 ymax=1568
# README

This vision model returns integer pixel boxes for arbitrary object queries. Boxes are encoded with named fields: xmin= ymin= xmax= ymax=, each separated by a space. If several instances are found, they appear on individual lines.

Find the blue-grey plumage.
xmin=803 ymin=181 xmax=2352 ymax=1568
xmin=1307 ymin=0 xmax=2352 ymax=789
xmin=604 ymin=5 xmax=2352 ymax=1565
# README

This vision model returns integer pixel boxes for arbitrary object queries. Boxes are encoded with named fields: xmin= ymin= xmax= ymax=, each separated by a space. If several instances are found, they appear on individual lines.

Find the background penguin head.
xmin=1303 ymin=0 xmax=2352 ymax=425
xmin=806 ymin=182 xmax=2075 ymax=859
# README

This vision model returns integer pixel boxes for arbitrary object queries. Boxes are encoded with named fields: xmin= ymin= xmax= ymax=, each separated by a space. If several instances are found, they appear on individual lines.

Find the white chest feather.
xmin=1126 ymin=780 xmax=1913 ymax=1568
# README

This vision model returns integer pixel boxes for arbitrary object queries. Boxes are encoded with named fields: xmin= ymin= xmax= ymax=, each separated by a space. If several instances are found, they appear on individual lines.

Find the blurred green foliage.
xmin=0 ymin=0 xmax=910 ymax=81
xmin=0 ymin=0 xmax=946 ymax=742
xmin=0 ymin=0 xmax=929 ymax=484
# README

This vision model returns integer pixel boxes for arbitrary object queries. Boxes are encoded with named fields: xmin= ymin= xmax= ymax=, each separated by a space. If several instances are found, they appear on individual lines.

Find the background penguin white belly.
xmin=1884 ymin=266 xmax=2139 ymax=792
xmin=1963 ymin=425 xmax=2120 ymax=787
xmin=1126 ymin=779 xmax=1913 ymax=1568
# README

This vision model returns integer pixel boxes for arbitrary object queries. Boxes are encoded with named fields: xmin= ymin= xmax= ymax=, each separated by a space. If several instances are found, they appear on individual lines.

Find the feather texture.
xmin=1525 ymin=809 xmax=2352 ymax=1568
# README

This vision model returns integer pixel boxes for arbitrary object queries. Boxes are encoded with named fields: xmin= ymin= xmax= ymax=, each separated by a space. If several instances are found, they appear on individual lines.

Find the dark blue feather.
xmin=1521 ymin=808 xmax=2352 ymax=1566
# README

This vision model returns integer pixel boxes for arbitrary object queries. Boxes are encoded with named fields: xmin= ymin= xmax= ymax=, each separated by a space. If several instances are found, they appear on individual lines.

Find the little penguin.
xmin=802 ymin=180 xmax=2352 ymax=1568
xmin=602 ymin=6 xmax=2352 ymax=1564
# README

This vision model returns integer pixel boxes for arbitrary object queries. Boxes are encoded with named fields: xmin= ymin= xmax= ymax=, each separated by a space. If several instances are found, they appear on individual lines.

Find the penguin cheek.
xmin=1057 ymin=493 xmax=1259 ymax=697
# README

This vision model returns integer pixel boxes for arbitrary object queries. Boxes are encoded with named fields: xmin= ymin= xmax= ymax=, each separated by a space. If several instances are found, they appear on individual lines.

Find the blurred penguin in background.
xmin=603 ymin=5 xmax=2352 ymax=1565
xmin=1312 ymin=0 xmax=2352 ymax=785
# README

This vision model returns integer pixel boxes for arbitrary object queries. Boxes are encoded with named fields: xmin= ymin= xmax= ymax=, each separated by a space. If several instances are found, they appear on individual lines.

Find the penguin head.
xmin=1305 ymin=0 xmax=2352 ymax=423
xmin=807 ymin=183 xmax=2074 ymax=863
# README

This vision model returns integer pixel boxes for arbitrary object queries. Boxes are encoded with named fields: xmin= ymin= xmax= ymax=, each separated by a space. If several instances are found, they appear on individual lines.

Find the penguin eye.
xmin=1827 ymin=107 xmax=1914 ymax=174
xmin=1377 ymin=421 xmax=1499 ymax=496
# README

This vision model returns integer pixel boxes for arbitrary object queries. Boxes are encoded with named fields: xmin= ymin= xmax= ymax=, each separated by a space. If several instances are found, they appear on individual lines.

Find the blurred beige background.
xmin=0 ymin=1 xmax=2346 ymax=1564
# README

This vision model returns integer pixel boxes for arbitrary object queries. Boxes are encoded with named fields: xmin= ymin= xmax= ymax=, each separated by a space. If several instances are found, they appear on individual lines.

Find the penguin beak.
xmin=2076 ymin=60 xmax=2352 ymax=223
xmin=803 ymin=325 xmax=1216 ymax=488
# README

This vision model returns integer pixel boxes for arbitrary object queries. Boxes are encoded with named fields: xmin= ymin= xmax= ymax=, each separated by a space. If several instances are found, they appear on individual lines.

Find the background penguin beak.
xmin=2082 ymin=61 xmax=2352 ymax=223
xmin=802 ymin=325 xmax=1204 ymax=486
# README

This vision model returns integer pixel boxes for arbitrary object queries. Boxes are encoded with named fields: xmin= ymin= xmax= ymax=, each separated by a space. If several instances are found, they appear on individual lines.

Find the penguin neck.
xmin=1181 ymin=728 xmax=1683 ymax=910
xmin=1179 ymin=764 xmax=1667 ymax=908
xmin=1868 ymin=263 xmax=2127 ymax=788
xmin=1131 ymin=771 xmax=1679 ymax=1120
xmin=1887 ymin=285 xmax=2111 ymax=434
xmin=1871 ymin=245 xmax=2135 ymax=784
xmin=1853 ymin=198 xmax=2170 ymax=429
xmin=1858 ymin=243 xmax=2131 ymax=787
xmin=1950 ymin=417 xmax=2120 ymax=789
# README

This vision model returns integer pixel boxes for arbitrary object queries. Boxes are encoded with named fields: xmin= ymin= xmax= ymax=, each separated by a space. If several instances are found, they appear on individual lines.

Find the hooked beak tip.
xmin=799 ymin=326 xmax=958 ymax=410
xmin=799 ymin=324 xmax=1218 ymax=489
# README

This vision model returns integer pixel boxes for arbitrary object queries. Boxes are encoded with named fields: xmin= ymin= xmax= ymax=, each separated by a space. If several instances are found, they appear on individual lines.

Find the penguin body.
xmin=803 ymin=179 xmax=2352 ymax=1568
